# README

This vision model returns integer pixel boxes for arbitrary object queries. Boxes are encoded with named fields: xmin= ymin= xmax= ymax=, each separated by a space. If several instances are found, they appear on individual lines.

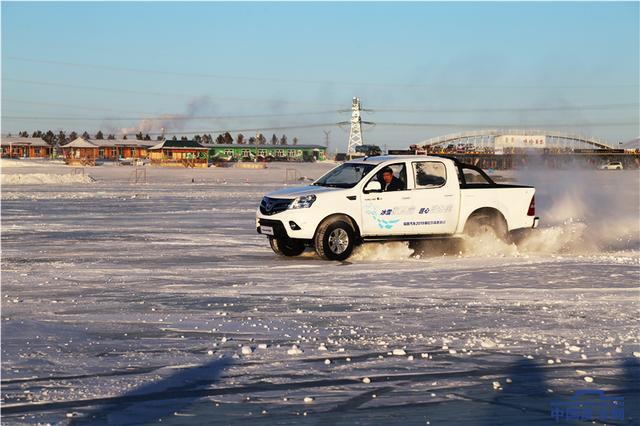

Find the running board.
xmin=361 ymin=234 xmax=457 ymax=243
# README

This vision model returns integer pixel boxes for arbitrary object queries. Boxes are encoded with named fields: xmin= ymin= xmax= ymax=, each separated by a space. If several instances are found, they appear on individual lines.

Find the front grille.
xmin=260 ymin=197 xmax=292 ymax=215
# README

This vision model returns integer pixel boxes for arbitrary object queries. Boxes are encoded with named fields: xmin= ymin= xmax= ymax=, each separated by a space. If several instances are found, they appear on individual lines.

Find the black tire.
xmin=314 ymin=219 xmax=355 ymax=261
xmin=464 ymin=213 xmax=510 ymax=243
xmin=269 ymin=237 xmax=305 ymax=257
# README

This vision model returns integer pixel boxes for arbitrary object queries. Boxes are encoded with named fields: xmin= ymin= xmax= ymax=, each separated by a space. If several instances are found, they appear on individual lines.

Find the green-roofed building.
xmin=207 ymin=144 xmax=327 ymax=162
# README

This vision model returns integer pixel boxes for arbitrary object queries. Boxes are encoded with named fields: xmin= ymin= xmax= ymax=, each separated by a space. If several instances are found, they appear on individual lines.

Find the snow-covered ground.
xmin=1 ymin=160 xmax=639 ymax=425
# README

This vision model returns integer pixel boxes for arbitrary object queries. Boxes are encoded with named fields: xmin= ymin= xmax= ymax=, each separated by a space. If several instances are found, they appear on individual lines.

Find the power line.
xmin=3 ymin=100 xmax=636 ymax=123
xmin=2 ymin=98 xmax=158 ymax=116
xmin=1 ymin=111 xmax=340 ymax=121
xmin=4 ymin=117 xmax=636 ymax=134
xmin=7 ymin=56 xmax=639 ymax=89
xmin=2 ymin=78 xmax=344 ymax=107
xmin=137 ymin=123 xmax=340 ymax=136
xmin=374 ymin=121 xmax=638 ymax=128
xmin=369 ymin=103 xmax=640 ymax=113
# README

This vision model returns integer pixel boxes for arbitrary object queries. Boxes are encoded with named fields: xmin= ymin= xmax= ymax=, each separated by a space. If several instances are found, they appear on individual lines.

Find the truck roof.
xmin=346 ymin=155 xmax=453 ymax=165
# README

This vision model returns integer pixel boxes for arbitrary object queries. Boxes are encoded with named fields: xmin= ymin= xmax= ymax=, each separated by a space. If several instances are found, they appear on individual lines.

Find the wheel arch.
xmin=314 ymin=213 xmax=361 ymax=240
xmin=462 ymin=207 xmax=508 ymax=233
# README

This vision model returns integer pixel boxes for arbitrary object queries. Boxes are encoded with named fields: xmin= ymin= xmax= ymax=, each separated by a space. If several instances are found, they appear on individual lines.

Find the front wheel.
xmin=269 ymin=237 xmax=305 ymax=257
xmin=314 ymin=219 xmax=355 ymax=261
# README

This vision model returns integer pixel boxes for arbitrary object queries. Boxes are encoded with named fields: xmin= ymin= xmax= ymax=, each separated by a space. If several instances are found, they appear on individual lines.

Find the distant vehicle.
xmin=256 ymin=155 xmax=539 ymax=260
xmin=355 ymin=144 xmax=382 ymax=157
xmin=600 ymin=161 xmax=623 ymax=170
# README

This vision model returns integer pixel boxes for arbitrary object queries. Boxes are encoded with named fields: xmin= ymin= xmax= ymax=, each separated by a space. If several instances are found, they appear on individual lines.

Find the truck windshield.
xmin=314 ymin=163 xmax=376 ymax=188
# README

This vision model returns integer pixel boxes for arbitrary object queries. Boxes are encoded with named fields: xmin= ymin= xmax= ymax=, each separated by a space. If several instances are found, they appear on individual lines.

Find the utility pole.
xmin=323 ymin=130 xmax=331 ymax=149
xmin=255 ymin=132 xmax=261 ymax=162
xmin=347 ymin=97 xmax=363 ymax=159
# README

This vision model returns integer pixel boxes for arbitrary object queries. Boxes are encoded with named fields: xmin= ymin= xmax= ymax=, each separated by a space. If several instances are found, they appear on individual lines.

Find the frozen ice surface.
xmin=1 ymin=162 xmax=639 ymax=424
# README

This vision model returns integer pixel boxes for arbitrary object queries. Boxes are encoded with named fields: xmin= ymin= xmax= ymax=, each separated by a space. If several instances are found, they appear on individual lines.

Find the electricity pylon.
xmin=347 ymin=97 xmax=363 ymax=158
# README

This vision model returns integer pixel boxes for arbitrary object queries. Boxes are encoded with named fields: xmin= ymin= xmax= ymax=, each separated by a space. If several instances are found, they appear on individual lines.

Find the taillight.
xmin=527 ymin=195 xmax=535 ymax=216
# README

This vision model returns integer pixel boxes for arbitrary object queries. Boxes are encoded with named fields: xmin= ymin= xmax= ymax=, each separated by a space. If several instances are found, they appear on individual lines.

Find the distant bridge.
xmin=419 ymin=129 xmax=614 ymax=150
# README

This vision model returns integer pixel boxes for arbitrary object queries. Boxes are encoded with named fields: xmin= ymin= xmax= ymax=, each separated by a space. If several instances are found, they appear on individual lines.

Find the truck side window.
xmin=368 ymin=163 xmax=408 ymax=191
xmin=413 ymin=161 xmax=446 ymax=188
xmin=462 ymin=167 xmax=492 ymax=185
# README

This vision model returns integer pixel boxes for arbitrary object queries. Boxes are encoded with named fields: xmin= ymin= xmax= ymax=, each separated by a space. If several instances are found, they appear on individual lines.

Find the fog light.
xmin=289 ymin=221 xmax=301 ymax=230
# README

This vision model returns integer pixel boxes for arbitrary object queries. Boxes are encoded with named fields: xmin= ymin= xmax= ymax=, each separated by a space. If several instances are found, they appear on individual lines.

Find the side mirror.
xmin=364 ymin=181 xmax=382 ymax=193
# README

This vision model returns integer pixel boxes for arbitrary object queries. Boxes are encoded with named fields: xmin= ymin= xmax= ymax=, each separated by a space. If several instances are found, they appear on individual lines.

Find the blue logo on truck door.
xmin=365 ymin=204 xmax=399 ymax=230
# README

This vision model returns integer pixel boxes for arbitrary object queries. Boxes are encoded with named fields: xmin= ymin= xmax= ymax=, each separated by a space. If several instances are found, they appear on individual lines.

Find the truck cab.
xmin=256 ymin=155 xmax=538 ymax=260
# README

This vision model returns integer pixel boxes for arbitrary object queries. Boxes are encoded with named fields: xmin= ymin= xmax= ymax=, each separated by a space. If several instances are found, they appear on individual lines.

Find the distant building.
xmin=93 ymin=139 xmax=156 ymax=160
xmin=60 ymin=137 xmax=157 ymax=165
xmin=1 ymin=137 xmax=52 ymax=158
xmin=148 ymin=139 xmax=209 ymax=168
xmin=60 ymin=137 xmax=100 ymax=166
xmin=623 ymin=137 xmax=640 ymax=151
xmin=207 ymin=144 xmax=327 ymax=162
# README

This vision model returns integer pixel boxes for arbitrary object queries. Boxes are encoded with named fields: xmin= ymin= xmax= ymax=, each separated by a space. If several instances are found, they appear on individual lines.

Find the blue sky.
xmin=2 ymin=1 xmax=638 ymax=150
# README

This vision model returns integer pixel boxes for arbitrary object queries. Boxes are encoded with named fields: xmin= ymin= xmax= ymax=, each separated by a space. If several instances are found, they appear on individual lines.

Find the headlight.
xmin=288 ymin=194 xmax=316 ymax=209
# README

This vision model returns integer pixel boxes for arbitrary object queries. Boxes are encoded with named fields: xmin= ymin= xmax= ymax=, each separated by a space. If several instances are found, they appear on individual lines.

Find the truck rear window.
xmin=413 ymin=161 xmax=446 ymax=188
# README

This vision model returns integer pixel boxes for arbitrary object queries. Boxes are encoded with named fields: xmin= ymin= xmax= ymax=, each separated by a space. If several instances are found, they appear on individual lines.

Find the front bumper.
xmin=256 ymin=209 xmax=317 ymax=240
xmin=256 ymin=218 xmax=290 ymax=240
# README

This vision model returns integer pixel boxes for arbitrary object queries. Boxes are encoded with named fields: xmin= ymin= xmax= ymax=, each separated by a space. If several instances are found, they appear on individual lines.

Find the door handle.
xmin=444 ymin=194 xmax=453 ymax=197
xmin=401 ymin=197 xmax=410 ymax=200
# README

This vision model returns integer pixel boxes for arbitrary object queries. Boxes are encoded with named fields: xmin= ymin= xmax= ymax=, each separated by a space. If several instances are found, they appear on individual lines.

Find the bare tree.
xmin=57 ymin=131 xmax=67 ymax=144
xmin=43 ymin=130 xmax=56 ymax=145
xmin=223 ymin=132 xmax=233 ymax=144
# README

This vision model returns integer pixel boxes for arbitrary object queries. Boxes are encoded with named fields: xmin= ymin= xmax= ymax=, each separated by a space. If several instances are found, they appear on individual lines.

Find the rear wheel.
xmin=269 ymin=237 xmax=305 ymax=257
xmin=314 ymin=219 xmax=355 ymax=261
xmin=464 ymin=213 xmax=509 ymax=243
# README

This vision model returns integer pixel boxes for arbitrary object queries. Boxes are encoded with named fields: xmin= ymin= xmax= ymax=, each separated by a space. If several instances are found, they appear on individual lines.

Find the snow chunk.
xmin=480 ymin=339 xmax=497 ymax=349
xmin=287 ymin=345 xmax=304 ymax=355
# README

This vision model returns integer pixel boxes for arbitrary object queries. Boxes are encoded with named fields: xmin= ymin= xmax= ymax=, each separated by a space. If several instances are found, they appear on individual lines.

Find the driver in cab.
xmin=381 ymin=167 xmax=403 ymax=191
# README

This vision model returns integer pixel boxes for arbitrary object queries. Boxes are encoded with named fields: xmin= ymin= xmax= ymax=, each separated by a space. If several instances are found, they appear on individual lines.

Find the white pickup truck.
xmin=256 ymin=155 xmax=539 ymax=260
